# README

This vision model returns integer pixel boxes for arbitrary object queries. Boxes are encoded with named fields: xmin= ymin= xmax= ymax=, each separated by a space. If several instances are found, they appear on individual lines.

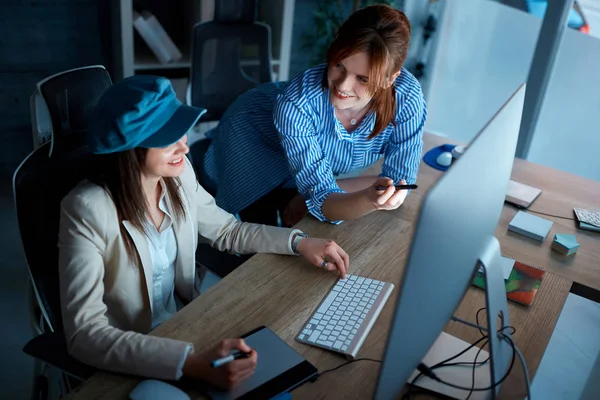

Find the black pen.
xmin=211 ymin=349 xmax=250 ymax=368
xmin=376 ymin=184 xmax=418 ymax=191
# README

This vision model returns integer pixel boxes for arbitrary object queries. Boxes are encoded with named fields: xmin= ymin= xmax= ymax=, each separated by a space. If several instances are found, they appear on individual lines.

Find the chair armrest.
xmin=23 ymin=332 xmax=97 ymax=380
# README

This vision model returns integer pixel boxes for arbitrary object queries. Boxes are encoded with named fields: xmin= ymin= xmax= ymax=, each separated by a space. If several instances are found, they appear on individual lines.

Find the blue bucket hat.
xmin=87 ymin=75 xmax=206 ymax=154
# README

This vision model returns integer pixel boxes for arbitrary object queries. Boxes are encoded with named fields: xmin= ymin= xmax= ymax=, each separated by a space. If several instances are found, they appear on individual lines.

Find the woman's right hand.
xmin=364 ymin=177 xmax=409 ymax=211
xmin=183 ymin=339 xmax=257 ymax=390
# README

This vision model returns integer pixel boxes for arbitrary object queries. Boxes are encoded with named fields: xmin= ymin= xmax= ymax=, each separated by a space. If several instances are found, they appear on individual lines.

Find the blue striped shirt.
xmin=203 ymin=64 xmax=426 ymax=224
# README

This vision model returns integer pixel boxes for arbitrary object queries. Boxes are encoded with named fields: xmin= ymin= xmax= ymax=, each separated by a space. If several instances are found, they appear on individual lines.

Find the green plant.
xmin=301 ymin=0 xmax=396 ymax=66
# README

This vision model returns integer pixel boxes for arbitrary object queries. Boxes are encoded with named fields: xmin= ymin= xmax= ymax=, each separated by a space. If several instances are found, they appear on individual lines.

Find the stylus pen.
xmin=375 ymin=184 xmax=418 ymax=191
xmin=211 ymin=350 xmax=250 ymax=368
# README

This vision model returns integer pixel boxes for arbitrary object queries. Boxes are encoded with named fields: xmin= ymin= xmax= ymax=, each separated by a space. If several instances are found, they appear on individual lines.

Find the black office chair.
xmin=14 ymin=65 xmax=113 ymax=398
xmin=188 ymin=0 xmax=273 ymax=177
xmin=187 ymin=1 xmax=272 ymax=275
xmin=189 ymin=0 xmax=272 ymax=123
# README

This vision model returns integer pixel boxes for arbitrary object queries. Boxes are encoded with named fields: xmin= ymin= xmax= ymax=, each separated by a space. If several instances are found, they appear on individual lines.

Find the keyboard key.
xmin=356 ymin=277 xmax=365 ymax=285
xmin=358 ymin=318 xmax=364 ymax=324
xmin=341 ymin=345 xmax=348 ymax=351
xmin=329 ymin=335 xmax=337 ymax=342
xmin=334 ymin=341 xmax=344 ymax=350
xmin=308 ymin=330 xmax=321 ymax=342
xmin=317 ymin=340 xmax=333 ymax=347
xmin=299 ymin=334 xmax=305 ymax=340
xmin=341 ymin=316 xmax=349 ymax=321
xmin=323 ymin=330 xmax=331 ymax=336
xmin=302 ymin=329 xmax=311 ymax=335
xmin=316 ymin=292 xmax=337 ymax=315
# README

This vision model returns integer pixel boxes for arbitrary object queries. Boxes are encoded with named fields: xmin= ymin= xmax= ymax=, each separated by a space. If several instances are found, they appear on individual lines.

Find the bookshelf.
xmin=111 ymin=0 xmax=295 ymax=82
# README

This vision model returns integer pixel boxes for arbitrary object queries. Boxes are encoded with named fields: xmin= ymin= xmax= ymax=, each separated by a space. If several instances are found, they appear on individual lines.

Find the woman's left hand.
xmin=297 ymin=238 xmax=349 ymax=279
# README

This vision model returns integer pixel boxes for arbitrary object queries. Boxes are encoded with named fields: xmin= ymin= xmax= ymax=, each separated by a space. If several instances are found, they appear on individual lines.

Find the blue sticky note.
xmin=508 ymin=211 xmax=553 ymax=241
xmin=553 ymin=234 xmax=580 ymax=250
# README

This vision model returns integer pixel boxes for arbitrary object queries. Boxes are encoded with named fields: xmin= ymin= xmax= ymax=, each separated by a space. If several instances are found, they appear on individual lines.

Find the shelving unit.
xmin=110 ymin=0 xmax=295 ymax=82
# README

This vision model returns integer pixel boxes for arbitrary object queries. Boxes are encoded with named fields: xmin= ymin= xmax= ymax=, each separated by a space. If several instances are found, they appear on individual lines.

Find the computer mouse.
xmin=436 ymin=151 xmax=452 ymax=167
xmin=129 ymin=379 xmax=190 ymax=400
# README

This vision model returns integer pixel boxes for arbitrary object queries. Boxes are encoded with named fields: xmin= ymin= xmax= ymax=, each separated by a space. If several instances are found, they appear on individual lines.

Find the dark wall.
xmin=0 ymin=0 xmax=111 ymax=183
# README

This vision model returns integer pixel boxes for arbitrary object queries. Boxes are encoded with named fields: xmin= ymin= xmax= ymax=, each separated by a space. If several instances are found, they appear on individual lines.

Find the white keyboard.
xmin=574 ymin=208 xmax=600 ymax=228
xmin=296 ymin=275 xmax=394 ymax=360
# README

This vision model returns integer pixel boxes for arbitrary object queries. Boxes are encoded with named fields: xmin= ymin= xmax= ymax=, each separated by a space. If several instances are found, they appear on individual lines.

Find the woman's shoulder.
xmin=393 ymin=68 xmax=424 ymax=101
xmin=61 ymin=179 xmax=114 ymax=217
xmin=393 ymin=68 xmax=426 ymax=119
xmin=279 ymin=64 xmax=328 ymax=106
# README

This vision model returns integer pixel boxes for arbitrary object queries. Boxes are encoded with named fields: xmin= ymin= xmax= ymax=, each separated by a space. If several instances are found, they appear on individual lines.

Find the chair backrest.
xmin=190 ymin=20 xmax=273 ymax=121
xmin=13 ymin=66 xmax=112 ymax=332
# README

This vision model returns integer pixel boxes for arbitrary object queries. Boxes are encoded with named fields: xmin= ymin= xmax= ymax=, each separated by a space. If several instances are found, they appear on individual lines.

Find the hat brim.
xmin=138 ymin=104 xmax=206 ymax=149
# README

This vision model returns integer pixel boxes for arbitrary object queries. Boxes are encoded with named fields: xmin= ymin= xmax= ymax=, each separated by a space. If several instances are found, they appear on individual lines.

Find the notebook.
xmin=472 ymin=260 xmax=545 ymax=306
xmin=508 ymin=211 xmax=553 ymax=241
xmin=505 ymin=180 xmax=542 ymax=209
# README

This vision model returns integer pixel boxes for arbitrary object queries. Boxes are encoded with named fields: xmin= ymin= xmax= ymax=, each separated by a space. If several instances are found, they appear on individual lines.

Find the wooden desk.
xmin=65 ymin=133 xmax=600 ymax=399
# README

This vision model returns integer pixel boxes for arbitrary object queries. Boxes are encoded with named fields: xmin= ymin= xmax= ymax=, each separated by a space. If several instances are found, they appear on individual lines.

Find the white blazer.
xmin=58 ymin=157 xmax=297 ymax=379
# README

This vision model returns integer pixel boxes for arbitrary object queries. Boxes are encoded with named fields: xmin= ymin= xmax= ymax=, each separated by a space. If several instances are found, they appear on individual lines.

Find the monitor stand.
xmin=408 ymin=237 xmax=513 ymax=400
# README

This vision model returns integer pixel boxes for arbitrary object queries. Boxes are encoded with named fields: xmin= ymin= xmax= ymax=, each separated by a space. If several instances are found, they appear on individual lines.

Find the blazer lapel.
xmin=122 ymin=220 xmax=154 ymax=312
xmin=165 ymin=187 xmax=195 ymax=303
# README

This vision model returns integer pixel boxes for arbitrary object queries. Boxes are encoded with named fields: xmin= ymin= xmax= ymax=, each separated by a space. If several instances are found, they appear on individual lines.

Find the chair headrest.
xmin=37 ymin=66 xmax=112 ymax=159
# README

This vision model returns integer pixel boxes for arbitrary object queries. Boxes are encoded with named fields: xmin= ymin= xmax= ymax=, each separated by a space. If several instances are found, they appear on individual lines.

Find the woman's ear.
xmin=387 ymin=70 xmax=401 ymax=87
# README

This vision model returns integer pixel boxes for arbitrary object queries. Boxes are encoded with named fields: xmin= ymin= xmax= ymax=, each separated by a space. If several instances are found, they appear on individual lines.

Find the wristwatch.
xmin=291 ymin=231 xmax=308 ymax=256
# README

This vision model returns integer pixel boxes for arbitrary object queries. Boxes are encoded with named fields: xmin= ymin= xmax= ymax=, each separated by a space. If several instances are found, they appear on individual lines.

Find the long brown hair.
xmin=326 ymin=4 xmax=411 ymax=139
xmin=89 ymin=148 xmax=186 ymax=265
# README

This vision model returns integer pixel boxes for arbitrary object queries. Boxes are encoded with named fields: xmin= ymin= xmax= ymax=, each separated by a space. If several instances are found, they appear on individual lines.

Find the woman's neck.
xmin=141 ymin=174 xmax=162 ymax=208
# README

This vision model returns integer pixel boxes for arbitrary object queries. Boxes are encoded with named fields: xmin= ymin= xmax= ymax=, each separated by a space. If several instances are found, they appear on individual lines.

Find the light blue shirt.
xmin=145 ymin=182 xmax=191 ymax=379
xmin=203 ymin=64 xmax=426 ymax=224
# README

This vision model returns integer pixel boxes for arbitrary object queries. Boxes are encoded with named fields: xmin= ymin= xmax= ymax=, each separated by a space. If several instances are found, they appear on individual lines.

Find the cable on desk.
xmin=403 ymin=308 xmax=519 ymax=399
xmin=499 ymin=333 xmax=531 ymax=400
xmin=317 ymin=357 xmax=381 ymax=377
xmin=526 ymin=209 xmax=575 ymax=221
xmin=505 ymin=201 xmax=575 ymax=220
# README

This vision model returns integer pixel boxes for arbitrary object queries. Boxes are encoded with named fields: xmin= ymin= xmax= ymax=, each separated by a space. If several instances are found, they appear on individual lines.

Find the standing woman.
xmin=58 ymin=75 xmax=348 ymax=388
xmin=201 ymin=4 xmax=426 ymax=226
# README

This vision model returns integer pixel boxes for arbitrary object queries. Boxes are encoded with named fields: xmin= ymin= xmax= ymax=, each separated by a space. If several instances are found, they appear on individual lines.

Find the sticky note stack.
xmin=508 ymin=211 xmax=553 ymax=242
xmin=551 ymin=234 xmax=580 ymax=256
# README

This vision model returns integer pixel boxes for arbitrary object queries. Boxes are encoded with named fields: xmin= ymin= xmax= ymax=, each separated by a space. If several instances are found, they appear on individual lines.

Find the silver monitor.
xmin=375 ymin=84 xmax=526 ymax=399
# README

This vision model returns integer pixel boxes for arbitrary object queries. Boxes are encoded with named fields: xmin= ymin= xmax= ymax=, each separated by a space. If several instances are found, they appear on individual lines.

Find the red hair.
xmin=326 ymin=5 xmax=411 ymax=139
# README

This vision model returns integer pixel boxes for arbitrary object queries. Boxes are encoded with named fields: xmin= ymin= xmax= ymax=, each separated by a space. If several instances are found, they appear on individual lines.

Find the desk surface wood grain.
xmin=64 ymin=133 xmax=598 ymax=399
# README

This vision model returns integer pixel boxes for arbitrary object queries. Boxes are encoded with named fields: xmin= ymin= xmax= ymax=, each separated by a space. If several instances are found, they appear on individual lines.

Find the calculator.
xmin=574 ymin=208 xmax=600 ymax=232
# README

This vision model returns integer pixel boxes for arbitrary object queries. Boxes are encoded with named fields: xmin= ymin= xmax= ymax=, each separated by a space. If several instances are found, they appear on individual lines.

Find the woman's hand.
xmin=183 ymin=339 xmax=257 ymax=390
xmin=283 ymin=193 xmax=308 ymax=227
xmin=297 ymin=238 xmax=349 ymax=279
xmin=364 ymin=177 xmax=409 ymax=211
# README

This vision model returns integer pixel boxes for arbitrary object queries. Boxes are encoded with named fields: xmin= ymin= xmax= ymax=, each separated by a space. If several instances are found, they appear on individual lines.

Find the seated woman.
xmin=58 ymin=75 xmax=349 ymax=389
xmin=201 ymin=4 xmax=427 ymax=227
